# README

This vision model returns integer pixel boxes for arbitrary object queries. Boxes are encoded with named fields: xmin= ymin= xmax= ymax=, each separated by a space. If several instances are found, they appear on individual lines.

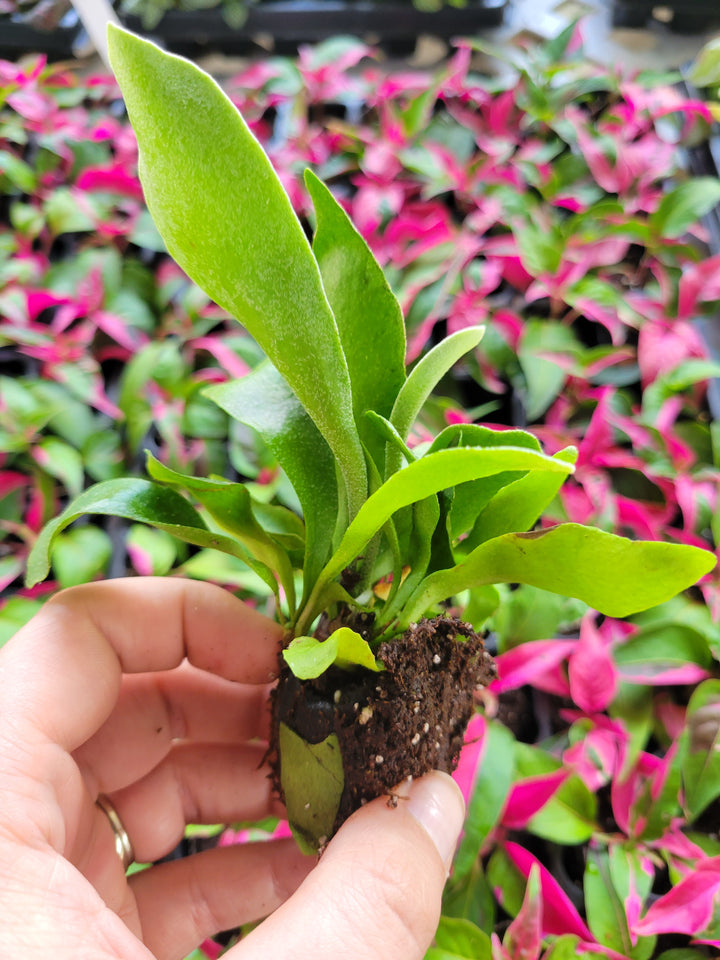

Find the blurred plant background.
xmin=1 ymin=12 xmax=720 ymax=960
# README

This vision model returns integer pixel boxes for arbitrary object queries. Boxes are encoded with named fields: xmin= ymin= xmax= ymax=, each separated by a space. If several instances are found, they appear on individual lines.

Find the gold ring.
xmin=96 ymin=794 xmax=135 ymax=870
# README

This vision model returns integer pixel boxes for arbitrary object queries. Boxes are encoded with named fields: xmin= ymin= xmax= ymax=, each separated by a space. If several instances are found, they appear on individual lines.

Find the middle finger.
xmin=104 ymin=741 xmax=284 ymax=862
xmin=75 ymin=665 xmax=271 ymax=795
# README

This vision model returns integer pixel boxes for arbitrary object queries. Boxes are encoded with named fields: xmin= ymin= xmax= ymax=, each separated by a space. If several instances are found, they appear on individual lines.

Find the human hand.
xmin=0 ymin=578 xmax=465 ymax=960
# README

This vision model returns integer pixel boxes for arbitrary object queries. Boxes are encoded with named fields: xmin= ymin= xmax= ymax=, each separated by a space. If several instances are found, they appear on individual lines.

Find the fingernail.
xmin=401 ymin=771 xmax=465 ymax=870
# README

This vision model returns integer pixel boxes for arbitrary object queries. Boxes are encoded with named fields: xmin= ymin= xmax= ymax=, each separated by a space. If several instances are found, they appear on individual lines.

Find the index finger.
xmin=0 ymin=578 xmax=283 ymax=752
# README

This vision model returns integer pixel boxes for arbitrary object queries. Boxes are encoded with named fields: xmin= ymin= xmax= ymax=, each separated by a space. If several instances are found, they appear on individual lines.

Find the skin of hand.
xmin=0 ymin=578 xmax=465 ymax=960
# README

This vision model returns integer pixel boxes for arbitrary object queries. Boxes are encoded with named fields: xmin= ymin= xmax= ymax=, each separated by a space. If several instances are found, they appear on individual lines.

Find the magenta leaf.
xmin=563 ymin=720 xmax=628 ymax=791
xmin=490 ymin=639 xmax=575 ymax=697
xmin=504 ymin=842 xmax=593 ymax=940
xmin=611 ymin=746 xmax=681 ymax=841
xmin=503 ymin=864 xmax=542 ymax=960
xmin=453 ymin=712 xmax=487 ymax=804
xmin=633 ymin=857 xmax=720 ymax=939
xmin=568 ymin=613 xmax=619 ymax=713
xmin=501 ymin=770 xmax=567 ymax=829
xmin=76 ymin=162 xmax=143 ymax=199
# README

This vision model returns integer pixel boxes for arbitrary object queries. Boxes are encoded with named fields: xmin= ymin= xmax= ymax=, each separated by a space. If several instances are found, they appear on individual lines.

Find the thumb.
xmin=235 ymin=771 xmax=465 ymax=960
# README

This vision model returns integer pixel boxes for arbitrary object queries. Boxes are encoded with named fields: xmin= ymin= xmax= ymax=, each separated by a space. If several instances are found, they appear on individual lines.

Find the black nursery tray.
xmin=612 ymin=0 xmax=720 ymax=32
xmin=0 ymin=19 xmax=81 ymax=60
xmin=678 ymin=74 xmax=720 ymax=253
xmin=123 ymin=0 xmax=506 ymax=55
xmin=678 ymin=72 xmax=720 ymax=420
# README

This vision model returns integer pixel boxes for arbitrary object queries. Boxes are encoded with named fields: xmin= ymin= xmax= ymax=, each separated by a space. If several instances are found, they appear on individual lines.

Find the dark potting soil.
xmin=271 ymin=615 xmax=496 ymax=834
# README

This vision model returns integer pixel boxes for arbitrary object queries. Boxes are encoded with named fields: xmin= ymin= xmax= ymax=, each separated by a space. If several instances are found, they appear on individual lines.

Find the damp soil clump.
xmin=271 ymin=614 xmax=496 ymax=834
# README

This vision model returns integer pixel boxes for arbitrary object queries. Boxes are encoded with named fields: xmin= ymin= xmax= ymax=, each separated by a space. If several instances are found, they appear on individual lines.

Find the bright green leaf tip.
xmin=283 ymin=628 xmax=384 ymax=679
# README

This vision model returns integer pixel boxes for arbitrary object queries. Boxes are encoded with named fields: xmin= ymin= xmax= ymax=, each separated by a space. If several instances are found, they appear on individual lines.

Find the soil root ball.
xmin=271 ymin=615 xmax=497 ymax=836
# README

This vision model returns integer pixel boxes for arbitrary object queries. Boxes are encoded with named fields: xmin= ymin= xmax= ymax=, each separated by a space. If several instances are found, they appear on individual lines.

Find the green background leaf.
xmin=513 ymin=743 xmax=597 ymax=844
xmin=517 ymin=320 xmax=578 ymax=421
xmin=680 ymin=679 xmax=720 ymax=821
xmin=146 ymin=452 xmax=296 ymax=610
xmin=454 ymin=720 xmax=516 ymax=877
xmin=51 ymin=526 xmax=113 ymax=588
xmin=650 ymin=178 xmax=720 ymax=239
xmin=425 ymin=917 xmax=492 ymax=960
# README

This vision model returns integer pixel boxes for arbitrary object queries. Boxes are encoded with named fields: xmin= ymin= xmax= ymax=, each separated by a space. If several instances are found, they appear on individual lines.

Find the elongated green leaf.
xmin=334 ymin=447 xmax=569 ymax=582
xmin=204 ymin=364 xmax=337 ymax=591
xmin=52 ymin=526 xmax=113 ymax=588
xmin=613 ymin=623 xmax=713 ymax=676
xmin=365 ymin=411 xmax=417 ymax=466
xmin=689 ymin=37 xmax=720 ymax=87
xmin=680 ymin=679 xmax=720 ymax=821
xmin=25 ymin=478 xmax=277 ymax=597
xmin=380 ymin=497 xmax=441 ymax=626
xmin=442 ymin=861 xmax=496 ymax=932
xmin=35 ymin=437 xmax=84 ymax=498
xmin=462 ymin=446 xmax=578 ymax=549
xmin=299 ymin=446 xmax=573 ymax=630
xmin=279 ymin=723 xmax=344 ymax=852
xmin=401 ymin=524 xmax=716 ymax=627
xmin=518 ymin=320 xmax=579 ymax=421
xmin=146 ymin=452 xmax=296 ymax=611
xmin=282 ymin=628 xmax=384 ymax=680
xmin=386 ymin=326 xmax=485 ymax=478
xmin=584 ymin=846 xmax=635 ymax=957
xmin=454 ymin=720 xmax=515 ymax=877
xmin=107 ymin=26 xmax=366 ymax=517
xmin=650 ymin=178 xmax=720 ymax=239
xmin=251 ymin=501 xmax=305 ymax=551
xmin=429 ymin=425 xmax=541 ymax=540
xmin=427 ymin=917 xmax=492 ymax=960
xmin=429 ymin=424 xmax=542 ymax=457
xmin=306 ymin=170 xmax=406 ymax=473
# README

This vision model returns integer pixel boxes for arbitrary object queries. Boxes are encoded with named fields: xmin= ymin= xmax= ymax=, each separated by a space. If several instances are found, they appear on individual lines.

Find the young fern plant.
xmin=26 ymin=26 xmax=717 ymax=852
